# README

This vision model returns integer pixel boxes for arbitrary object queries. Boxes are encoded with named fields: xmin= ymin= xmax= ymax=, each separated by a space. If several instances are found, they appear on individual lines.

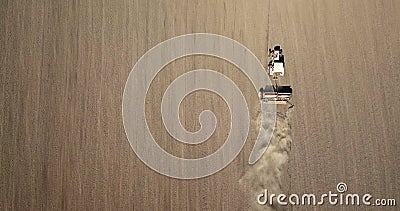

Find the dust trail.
xmin=240 ymin=106 xmax=293 ymax=211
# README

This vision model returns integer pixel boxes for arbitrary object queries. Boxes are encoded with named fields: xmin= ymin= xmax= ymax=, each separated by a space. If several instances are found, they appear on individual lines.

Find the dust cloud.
xmin=240 ymin=106 xmax=293 ymax=211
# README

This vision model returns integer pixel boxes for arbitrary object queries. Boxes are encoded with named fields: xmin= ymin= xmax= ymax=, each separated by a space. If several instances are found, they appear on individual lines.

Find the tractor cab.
xmin=267 ymin=45 xmax=285 ymax=77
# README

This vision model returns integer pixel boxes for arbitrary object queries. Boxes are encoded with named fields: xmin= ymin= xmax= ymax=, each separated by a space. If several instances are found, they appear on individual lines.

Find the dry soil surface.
xmin=1 ymin=0 xmax=399 ymax=210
